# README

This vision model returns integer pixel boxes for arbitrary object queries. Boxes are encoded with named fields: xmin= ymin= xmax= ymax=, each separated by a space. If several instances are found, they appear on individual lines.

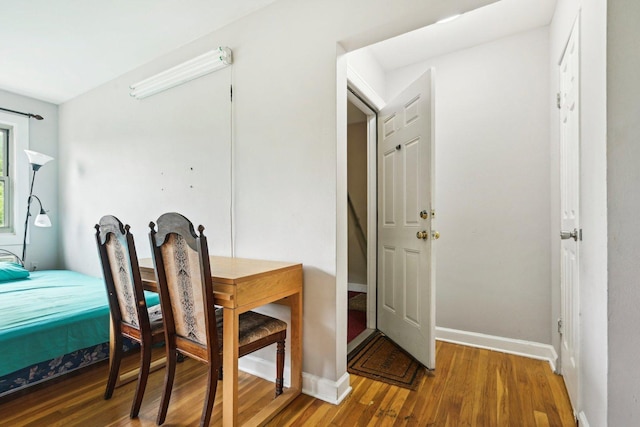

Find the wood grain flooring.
xmin=0 ymin=341 xmax=575 ymax=426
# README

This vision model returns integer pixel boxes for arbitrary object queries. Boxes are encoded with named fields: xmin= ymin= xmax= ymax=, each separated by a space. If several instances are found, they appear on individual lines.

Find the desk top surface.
xmin=138 ymin=256 xmax=302 ymax=284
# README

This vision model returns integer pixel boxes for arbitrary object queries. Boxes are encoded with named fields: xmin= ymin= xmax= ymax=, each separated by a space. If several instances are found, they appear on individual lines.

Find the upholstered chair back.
xmin=96 ymin=215 xmax=149 ymax=331
xmin=149 ymin=212 xmax=218 ymax=357
xmin=159 ymin=233 xmax=208 ymax=345
xmin=105 ymin=232 xmax=140 ymax=326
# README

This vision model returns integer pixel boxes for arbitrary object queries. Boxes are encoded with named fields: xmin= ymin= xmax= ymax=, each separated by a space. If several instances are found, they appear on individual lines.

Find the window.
xmin=0 ymin=111 xmax=29 ymax=244
xmin=0 ymin=128 xmax=9 ymax=230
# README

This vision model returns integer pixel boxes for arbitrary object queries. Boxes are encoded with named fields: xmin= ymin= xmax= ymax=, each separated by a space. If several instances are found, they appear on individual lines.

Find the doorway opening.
xmin=344 ymin=57 xmax=438 ymax=371
xmin=346 ymin=88 xmax=377 ymax=355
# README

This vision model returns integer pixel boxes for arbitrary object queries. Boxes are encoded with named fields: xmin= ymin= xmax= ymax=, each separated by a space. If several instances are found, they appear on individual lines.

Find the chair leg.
xmin=130 ymin=341 xmax=152 ymax=418
xmin=156 ymin=346 xmax=178 ymax=425
xmin=105 ymin=334 xmax=123 ymax=400
xmin=199 ymin=363 xmax=219 ymax=427
xmin=275 ymin=339 xmax=285 ymax=397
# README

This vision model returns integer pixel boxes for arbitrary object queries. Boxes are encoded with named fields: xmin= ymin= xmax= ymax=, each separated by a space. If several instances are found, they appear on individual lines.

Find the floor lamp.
xmin=22 ymin=150 xmax=54 ymax=264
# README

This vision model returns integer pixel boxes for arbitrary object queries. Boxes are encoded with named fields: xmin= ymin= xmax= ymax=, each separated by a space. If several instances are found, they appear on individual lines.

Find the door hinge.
xmin=556 ymin=92 xmax=561 ymax=109
xmin=230 ymin=85 xmax=233 ymax=102
xmin=557 ymin=318 xmax=563 ymax=334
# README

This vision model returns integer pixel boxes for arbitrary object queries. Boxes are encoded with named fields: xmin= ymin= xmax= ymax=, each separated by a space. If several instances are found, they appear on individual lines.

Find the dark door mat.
xmin=347 ymin=330 xmax=425 ymax=390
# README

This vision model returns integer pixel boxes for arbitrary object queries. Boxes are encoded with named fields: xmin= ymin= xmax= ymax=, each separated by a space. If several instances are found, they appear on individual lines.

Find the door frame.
xmin=346 ymin=89 xmax=377 ymax=332
xmin=347 ymin=67 xmax=383 ymax=343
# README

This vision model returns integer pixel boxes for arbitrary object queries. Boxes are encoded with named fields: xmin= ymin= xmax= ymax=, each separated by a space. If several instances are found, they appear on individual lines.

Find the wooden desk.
xmin=138 ymin=256 xmax=303 ymax=427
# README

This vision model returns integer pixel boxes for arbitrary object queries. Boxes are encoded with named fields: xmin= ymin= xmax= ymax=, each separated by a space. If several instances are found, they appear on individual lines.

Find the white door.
xmin=559 ymin=16 xmax=580 ymax=412
xmin=377 ymin=69 xmax=436 ymax=369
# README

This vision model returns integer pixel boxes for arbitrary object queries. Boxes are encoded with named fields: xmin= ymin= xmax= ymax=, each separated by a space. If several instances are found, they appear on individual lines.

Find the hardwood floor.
xmin=0 ymin=341 xmax=575 ymax=426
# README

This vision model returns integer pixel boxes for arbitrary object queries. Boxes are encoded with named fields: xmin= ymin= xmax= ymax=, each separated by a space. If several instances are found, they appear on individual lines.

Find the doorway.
xmin=345 ymin=70 xmax=437 ymax=370
xmin=346 ymin=90 xmax=377 ymax=354
xmin=342 ymin=0 xmax=556 ymax=374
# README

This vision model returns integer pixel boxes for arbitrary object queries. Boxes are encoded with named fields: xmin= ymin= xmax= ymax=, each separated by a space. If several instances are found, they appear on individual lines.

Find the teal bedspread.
xmin=0 ymin=270 xmax=159 ymax=377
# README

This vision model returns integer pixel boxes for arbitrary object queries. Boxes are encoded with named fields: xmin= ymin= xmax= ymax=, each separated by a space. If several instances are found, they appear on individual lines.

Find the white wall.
xmin=58 ymin=0 xmax=499 ymax=398
xmin=0 ymin=89 xmax=59 ymax=270
xmin=386 ymin=28 xmax=552 ymax=344
xmin=607 ymin=0 xmax=640 ymax=424
xmin=550 ymin=0 xmax=608 ymax=425
xmin=59 ymin=63 xmax=233 ymax=274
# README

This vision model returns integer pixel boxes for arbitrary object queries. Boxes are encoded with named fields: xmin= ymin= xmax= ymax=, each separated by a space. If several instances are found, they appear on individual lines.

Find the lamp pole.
xmin=21 ymin=167 xmax=38 ymax=263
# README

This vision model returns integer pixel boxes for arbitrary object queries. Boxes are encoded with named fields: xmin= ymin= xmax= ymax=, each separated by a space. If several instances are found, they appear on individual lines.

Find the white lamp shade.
xmin=34 ymin=213 xmax=52 ymax=228
xmin=25 ymin=150 xmax=54 ymax=167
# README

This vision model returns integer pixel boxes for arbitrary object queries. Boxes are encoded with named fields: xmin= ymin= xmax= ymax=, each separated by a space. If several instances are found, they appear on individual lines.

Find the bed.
xmin=0 ymin=268 xmax=159 ymax=397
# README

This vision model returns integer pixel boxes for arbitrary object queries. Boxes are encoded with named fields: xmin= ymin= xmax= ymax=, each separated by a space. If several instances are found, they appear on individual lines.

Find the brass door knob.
xmin=416 ymin=230 xmax=428 ymax=240
xmin=432 ymin=231 xmax=440 ymax=240
xmin=419 ymin=210 xmax=429 ymax=219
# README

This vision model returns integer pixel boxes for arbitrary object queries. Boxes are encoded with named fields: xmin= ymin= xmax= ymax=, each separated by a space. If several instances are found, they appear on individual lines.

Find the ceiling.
xmin=0 ymin=0 xmax=279 ymax=104
xmin=367 ymin=0 xmax=557 ymax=71
xmin=348 ymin=0 xmax=556 ymax=122
xmin=1 ymin=0 xmax=557 ymax=106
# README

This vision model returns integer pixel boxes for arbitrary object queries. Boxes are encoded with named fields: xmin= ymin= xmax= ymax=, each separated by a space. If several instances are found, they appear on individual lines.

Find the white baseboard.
xmin=348 ymin=282 xmax=367 ymax=293
xmin=303 ymin=372 xmax=351 ymax=404
xmin=577 ymin=411 xmax=589 ymax=427
xmin=436 ymin=327 xmax=558 ymax=371
xmin=239 ymin=356 xmax=351 ymax=405
xmin=238 ymin=355 xmax=291 ymax=388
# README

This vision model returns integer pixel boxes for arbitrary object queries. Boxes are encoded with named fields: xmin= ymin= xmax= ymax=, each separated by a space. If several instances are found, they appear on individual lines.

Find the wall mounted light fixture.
xmin=130 ymin=46 xmax=233 ymax=99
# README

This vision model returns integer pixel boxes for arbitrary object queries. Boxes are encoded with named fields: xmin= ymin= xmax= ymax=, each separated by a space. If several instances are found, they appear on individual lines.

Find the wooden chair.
xmin=149 ymin=212 xmax=287 ymax=427
xmin=95 ymin=215 xmax=165 ymax=418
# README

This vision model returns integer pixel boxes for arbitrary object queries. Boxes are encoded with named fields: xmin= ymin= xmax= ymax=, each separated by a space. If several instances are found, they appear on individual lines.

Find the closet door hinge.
xmin=230 ymin=85 xmax=233 ymax=102
xmin=557 ymin=318 xmax=563 ymax=334
xmin=556 ymin=92 xmax=561 ymax=109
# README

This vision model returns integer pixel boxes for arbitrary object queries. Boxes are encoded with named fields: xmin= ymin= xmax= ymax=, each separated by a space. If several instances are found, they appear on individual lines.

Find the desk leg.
xmin=222 ymin=307 xmax=239 ymax=427
xmin=290 ymin=290 xmax=303 ymax=392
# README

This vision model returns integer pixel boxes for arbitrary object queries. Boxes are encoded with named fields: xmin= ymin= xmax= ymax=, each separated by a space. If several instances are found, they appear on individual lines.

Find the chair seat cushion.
xmin=215 ymin=309 xmax=286 ymax=347
xmin=147 ymin=304 xmax=164 ymax=332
